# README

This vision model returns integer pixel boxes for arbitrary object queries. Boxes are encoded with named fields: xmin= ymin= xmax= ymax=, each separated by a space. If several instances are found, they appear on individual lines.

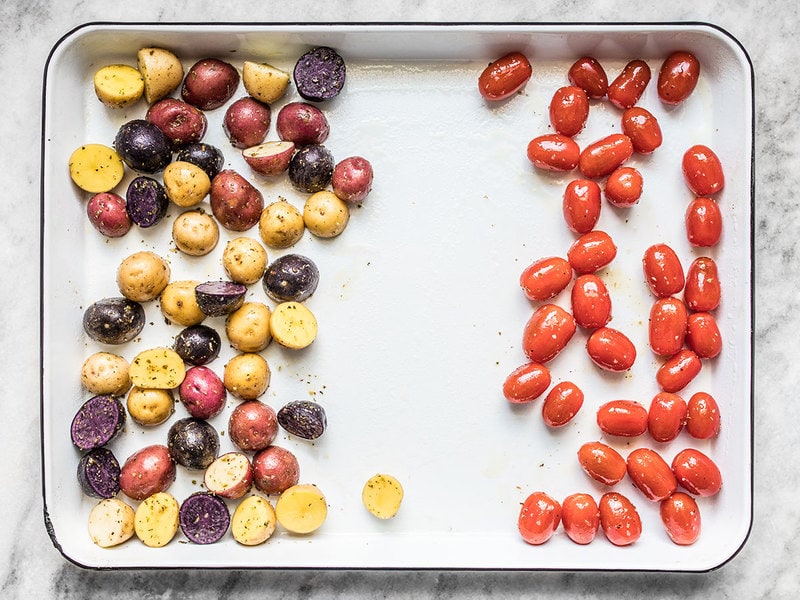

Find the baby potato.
xmin=68 ymin=144 xmax=125 ymax=193
xmin=88 ymin=498 xmax=136 ymax=548
xmin=224 ymin=353 xmax=271 ymax=400
xmin=270 ymin=302 xmax=318 ymax=350
xmin=172 ymin=210 xmax=220 ymax=256
xmin=80 ymin=352 xmax=131 ymax=397
xmin=160 ymin=280 xmax=206 ymax=326
xmin=226 ymin=302 xmax=272 ymax=352
xmin=275 ymin=483 xmax=327 ymax=534
xmin=222 ymin=237 xmax=268 ymax=284
xmin=303 ymin=190 xmax=350 ymax=238
xmin=242 ymin=60 xmax=290 ymax=104
xmin=117 ymin=251 xmax=171 ymax=302
xmin=129 ymin=347 xmax=186 ymax=389
xmin=137 ymin=47 xmax=184 ymax=104
xmin=259 ymin=199 xmax=305 ymax=249
xmin=163 ymin=161 xmax=211 ymax=207
xmin=126 ymin=386 xmax=175 ymax=426
xmin=134 ymin=491 xmax=180 ymax=547
xmin=93 ymin=64 xmax=144 ymax=108
xmin=231 ymin=495 xmax=277 ymax=546
xmin=362 ymin=473 xmax=404 ymax=519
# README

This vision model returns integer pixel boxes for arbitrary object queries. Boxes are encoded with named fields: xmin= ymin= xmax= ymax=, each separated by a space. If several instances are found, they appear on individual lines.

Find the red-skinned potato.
xmin=182 ymin=58 xmax=240 ymax=110
xmin=228 ymin=400 xmax=279 ymax=452
xmin=276 ymin=102 xmax=330 ymax=146
xmin=119 ymin=444 xmax=176 ymax=501
xmin=87 ymin=192 xmax=132 ymax=238
xmin=223 ymin=96 xmax=271 ymax=149
xmin=204 ymin=452 xmax=253 ymax=499
xmin=145 ymin=98 xmax=208 ymax=147
xmin=242 ymin=141 xmax=295 ymax=176
xmin=178 ymin=365 xmax=227 ymax=420
xmin=210 ymin=169 xmax=264 ymax=231
xmin=252 ymin=445 xmax=300 ymax=495
xmin=332 ymin=156 xmax=374 ymax=203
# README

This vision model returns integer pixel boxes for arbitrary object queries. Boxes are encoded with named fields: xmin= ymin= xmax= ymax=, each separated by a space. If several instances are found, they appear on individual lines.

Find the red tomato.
xmin=519 ymin=256 xmax=573 ymax=301
xmin=561 ymin=493 xmax=600 ymax=545
xmin=549 ymin=85 xmax=590 ymax=137
xmin=682 ymin=144 xmax=725 ymax=196
xmin=686 ymin=391 xmax=721 ymax=439
xmin=599 ymin=492 xmax=642 ymax=546
xmin=684 ymin=256 xmax=721 ymax=311
xmin=477 ymin=51 xmax=532 ymax=101
xmin=578 ymin=133 xmax=634 ymax=179
xmin=685 ymin=197 xmax=722 ymax=247
xmin=521 ymin=303 xmax=577 ymax=363
xmin=596 ymin=399 xmax=648 ymax=437
xmin=671 ymin=448 xmax=722 ymax=497
xmin=656 ymin=349 xmax=702 ymax=393
xmin=648 ymin=296 xmax=688 ymax=356
xmin=502 ymin=362 xmax=551 ymax=404
xmin=686 ymin=312 xmax=722 ymax=359
xmin=642 ymin=243 xmax=685 ymax=297
xmin=567 ymin=230 xmax=617 ymax=275
xmin=571 ymin=273 xmax=612 ymax=329
xmin=657 ymin=51 xmax=701 ymax=105
xmin=562 ymin=179 xmax=602 ymax=234
xmin=586 ymin=327 xmax=637 ymax=372
xmin=568 ymin=56 xmax=609 ymax=98
xmin=660 ymin=492 xmax=701 ymax=545
xmin=626 ymin=447 xmax=678 ymax=502
xmin=517 ymin=491 xmax=562 ymax=545
xmin=542 ymin=381 xmax=584 ymax=427
xmin=647 ymin=392 xmax=687 ymax=443
xmin=621 ymin=106 xmax=663 ymax=154
xmin=577 ymin=441 xmax=627 ymax=486
xmin=607 ymin=60 xmax=651 ymax=109
xmin=604 ymin=166 xmax=643 ymax=207
xmin=527 ymin=134 xmax=581 ymax=172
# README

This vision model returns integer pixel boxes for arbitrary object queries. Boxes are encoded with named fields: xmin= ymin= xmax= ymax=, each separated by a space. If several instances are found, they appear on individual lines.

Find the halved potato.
xmin=88 ymin=498 xmax=136 ymax=548
xmin=270 ymin=302 xmax=317 ymax=349
xmin=275 ymin=483 xmax=327 ymax=534
xmin=93 ymin=64 xmax=144 ymax=108
xmin=129 ymin=347 xmax=186 ymax=389
xmin=231 ymin=495 xmax=277 ymax=545
xmin=137 ymin=47 xmax=184 ymax=104
xmin=134 ymin=492 xmax=180 ymax=547
xmin=362 ymin=473 xmax=404 ymax=519
xmin=242 ymin=60 xmax=290 ymax=104
xmin=68 ymin=144 xmax=125 ymax=193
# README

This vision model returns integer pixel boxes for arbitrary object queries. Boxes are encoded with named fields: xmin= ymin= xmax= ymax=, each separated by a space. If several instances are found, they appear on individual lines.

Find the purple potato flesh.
xmin=179 ymin=492 xmax=230 ymax=544
xmin=77 ymin=447 xmax=121 ymax=499
xmin=293 ymin=46 xmax=346 ymax=101
xmin=71 ymin=395 xmax=126 ymax=451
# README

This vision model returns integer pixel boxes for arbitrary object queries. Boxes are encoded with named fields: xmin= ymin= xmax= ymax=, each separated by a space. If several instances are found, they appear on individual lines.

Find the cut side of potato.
xmin=88 ymin=498 xmax=136 ymax=548
xmin=134 ymin=492 xmax=180 ymax=547
xmin=137 ymin=47 xmax=184 ymax=104
xmin=242 ymin=60 xmax=290 ymax=104
xmin=275 ymin=483 xmax=327 ymax=534
xmin=68 ymin=144 xmax=125 ymax=193
xmin=231 ymin=495 xmax=277 ymax=545
xmin=270 ymin=302 xmax=318 ymax=349
xmin=129 ymin=347 xmax=187 ymax=389
xmin=93 ymin=64 xmax=144 ymax=108
xmin=362 ymin=473 xmax=404 ymax=519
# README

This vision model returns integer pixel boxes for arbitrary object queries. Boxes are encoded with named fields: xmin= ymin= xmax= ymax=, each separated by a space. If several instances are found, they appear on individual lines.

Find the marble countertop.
xmin=3 ymin=0 xmax=795 ymax=597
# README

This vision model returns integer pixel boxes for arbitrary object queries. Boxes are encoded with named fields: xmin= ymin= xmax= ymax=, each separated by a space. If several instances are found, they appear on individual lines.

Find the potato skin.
xmin=86 ymin=192 xmax=132 ymax=238
xmin=210 ymin=169 xmax=265 ymax=231
xmin=81 ymin=352 xmax=131 ymax=397
xmin=126 ymin=387 xmax=175 ymax=426
xmin=258 ymin=200 xmax=305 ymax=249
xmin=119 ymin=444 xmax=176 ymax=501
xmin=146 ymin=98 xmax=207 ymax=147
xmin=137 ymin=47 xmax=184 ymax=104
xmin=116 ymin=251 xmax=171 ymax=302
xmin=276 ymin=102 xmax=330 ymax=145
xmin=228 ymin=400 xmax=279 ymax=452
xmin=172 ymin=210 xmax=219 ymax=256
xmin=163 ymin=161 xmax=211 ymax=208
xmin=114 ymin=120 xmax=173 ymax=174
xmin=223 ymin=353 xmax=271 ymax=400
xmin=182 ymin=58 xmax=240 ymax=110
xmin=222 ymin=237 xmax=268 ymax=285
xmin=332 ymin=156 xmax=373 ymax=203
xmin=252 ymin=445 xmax=299 ymax=495
xmin=226 ymin=302 xmax=272 ymax=352
xmin=178 ymin=365 xmax=227 ymax=420
xmin=303 ymin=190 xmax=349 ymax=238
xmin=160 ymin=280 xmax=206 ymax=327
xmin=223 ymin=96 xmax=271 ymax=149
xmin=83 ymin=297 xmax=145 ymax=345
xmin=289 ymin=144 xmax=334 ymax=193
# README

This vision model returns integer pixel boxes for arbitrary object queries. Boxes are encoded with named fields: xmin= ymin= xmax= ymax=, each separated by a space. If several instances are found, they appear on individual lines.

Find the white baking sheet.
xmin=41 ymin=23 xmax=753 ymax=570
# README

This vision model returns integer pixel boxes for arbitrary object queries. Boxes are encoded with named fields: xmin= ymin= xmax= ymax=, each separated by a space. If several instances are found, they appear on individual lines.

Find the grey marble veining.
xmin=3 ymin=0 xmax=799 ymax=597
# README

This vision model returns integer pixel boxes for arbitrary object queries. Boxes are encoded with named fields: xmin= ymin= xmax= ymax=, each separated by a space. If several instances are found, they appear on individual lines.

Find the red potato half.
xmin=119 ymin=444 xmax=176 ymax=501
xmin=242 ymin=141 xmax=295 ymax=176
xmin=223 ymin=96 xmax=272 ymax=149
xmin=332 ymin=156 xmax=373 ymax=203
xmin=204 ymin=452 xmax=253 ymax=499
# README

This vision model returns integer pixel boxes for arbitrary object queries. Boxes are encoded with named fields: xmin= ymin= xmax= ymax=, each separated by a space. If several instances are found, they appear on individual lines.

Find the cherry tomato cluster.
xmin=485 ymin=49 xmax=727 ymax=547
